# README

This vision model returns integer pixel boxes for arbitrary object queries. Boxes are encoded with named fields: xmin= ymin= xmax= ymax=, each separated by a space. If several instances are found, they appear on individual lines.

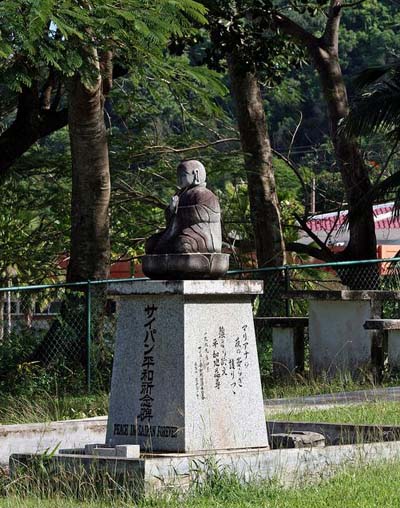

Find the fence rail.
xmin=1 ymin=257 xmax=400 ymax=393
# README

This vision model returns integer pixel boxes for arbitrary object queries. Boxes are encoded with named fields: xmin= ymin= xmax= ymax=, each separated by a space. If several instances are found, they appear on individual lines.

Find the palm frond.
xmin=354 ymin=61 xmax=400 ymax=89
xmin=344 ymin=58 xmax=400 ymax=144
xmin=345 ymin=85 xmax=400 ymax=139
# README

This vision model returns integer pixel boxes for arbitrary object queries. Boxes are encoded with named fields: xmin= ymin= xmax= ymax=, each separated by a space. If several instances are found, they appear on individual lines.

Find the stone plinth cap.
xmin=108 ymin=279 xmax=263 ymax=296
xmin=364 ymin=319 xmax=400 ymax=330
xmin=287 ymin=290 xmax=400 ymax=301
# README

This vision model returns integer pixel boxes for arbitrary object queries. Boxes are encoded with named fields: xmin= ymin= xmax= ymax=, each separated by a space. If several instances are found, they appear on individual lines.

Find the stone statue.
xmin=146 ymin=160 xmax=222 ymax=255
xmin=143 ymin=160 xmax=229 ymax=279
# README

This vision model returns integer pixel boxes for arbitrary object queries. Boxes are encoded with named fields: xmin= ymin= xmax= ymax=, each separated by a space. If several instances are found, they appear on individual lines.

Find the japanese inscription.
xmin=138 ymin=304 xmax=158 ymax=422
xmin=194 ymin=323 xmax=251 ymax=399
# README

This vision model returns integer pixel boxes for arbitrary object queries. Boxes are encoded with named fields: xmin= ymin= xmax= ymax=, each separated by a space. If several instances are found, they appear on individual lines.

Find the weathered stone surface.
xmin=106 ymin=280 xmax=268 ymax=453
xmin=93 ymin=447 xmax=117 ymax=457
xmin=90 ymin=445 xmax=141 ymax=458
xmin=363 ymin=320 xmax=400 ymax=372
xmin=364 ymin=319 xmax=400 ymax=330
xmin=12 ymin=440 xmax=400 ymax=493
xmin=388 ymin=330 xmax=400 ymax=371
xmin=257 ymin=317 xmax=308 ymax=328
xmin=144 ymin=160 xmax=229 ymax=279
xmin=288 ymin=290 xmax=400 ymax=301
xmin=0 ymin=418 xmax=106 ymax=466
xmin=108 ymin=279 xmax=263 ymax=296
xmin=270 ymin=431 xmax=325 ymax=449
xmin=142 ymin=253 xmax=229 ymax=280
xmin=84 ymin=443 xmax=104 ymax=455
xmin=309 ymin=300 xmax=373 ymax=377
xmin=116 ymin=445 xmax=141 ymax=458
xmin=272 ymin=327 xmax=305 ymax=378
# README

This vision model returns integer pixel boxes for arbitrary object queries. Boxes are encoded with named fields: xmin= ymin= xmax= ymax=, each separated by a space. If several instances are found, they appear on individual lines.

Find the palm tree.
xmin=345 ymin=59 xmax=400 ymax=144
xmin=344 ymin=58 xmax=400 ymax=234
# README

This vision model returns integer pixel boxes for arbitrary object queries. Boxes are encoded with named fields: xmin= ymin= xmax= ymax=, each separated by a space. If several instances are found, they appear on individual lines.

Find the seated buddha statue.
xmin=145 ymin=160 xmax=222 ymax=255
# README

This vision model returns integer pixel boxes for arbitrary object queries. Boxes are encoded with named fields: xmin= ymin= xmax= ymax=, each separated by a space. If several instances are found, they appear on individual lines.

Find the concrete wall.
xmin=0 ymin=417 xmax=107 ymax=466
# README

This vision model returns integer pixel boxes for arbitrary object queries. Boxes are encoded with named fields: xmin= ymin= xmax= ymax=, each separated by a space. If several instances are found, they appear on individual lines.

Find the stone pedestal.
xmin=309 ymin=299 xmax=372 ymax=377
xmin=272 ymin=328 xmax=304 ymax=378
xmin=388 ymin=331 xmax=400 ymax=372
xmin=106 ymin=280 xmax=268 ymax=453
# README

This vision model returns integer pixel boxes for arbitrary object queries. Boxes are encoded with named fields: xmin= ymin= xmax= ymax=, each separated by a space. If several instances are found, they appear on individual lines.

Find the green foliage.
xmin=1 ymin=0 xmax=399 ymax=276
xmin=268 ymin=0 xmax=400 ymax=157
xmin=0 ymin=129 xmax=71 ymax=284
xmin=0 ymin=393 xmax=108 ymax=424
xmin=0 ymin=0 xmax=208 ymax=91
xmin=0 ymin=327 xmax=49 ymax=396
xmin=198 ymin=0 xmax=305 ymax=82
xmin=272 ymin=400 xmax=400 ymax=426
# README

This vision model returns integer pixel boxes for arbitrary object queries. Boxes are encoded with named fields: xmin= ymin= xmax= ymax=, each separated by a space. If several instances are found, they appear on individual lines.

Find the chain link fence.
xmin=1 ymin=258 xmax=400 ymax=393
xmin=0 ymin=281 xmax=120 ymax=396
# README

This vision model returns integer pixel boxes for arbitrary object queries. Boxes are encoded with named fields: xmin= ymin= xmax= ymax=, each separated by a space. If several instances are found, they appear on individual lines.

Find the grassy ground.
xmin=1 ymin=385 xmax=400 ymax=506
xmin=0 ymin=393 xmax=108 ymax=425
xmin=271 ymin=400 xmax=400 ymax=425
xmin=0 ymin=379 xmax=399 ymax=426
xmin=2 ymin=460 xmax=400 ymax=507
xmin=263 ymin=373 xmax=400 ymax=400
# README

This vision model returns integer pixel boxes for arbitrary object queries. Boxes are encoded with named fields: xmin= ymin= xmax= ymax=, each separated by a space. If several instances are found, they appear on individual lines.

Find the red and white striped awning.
xmin=307 ymin=202 xmax=400 ymax=233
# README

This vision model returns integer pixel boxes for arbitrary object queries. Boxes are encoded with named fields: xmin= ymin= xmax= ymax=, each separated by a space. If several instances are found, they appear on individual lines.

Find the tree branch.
xmin=272 ymin=11 xmax=319 ymax=49
xmin=341 ymin=0 xmax=366 ymax=8
xmin=271 ymin=148 xmax=309 ymax=214
xmin=101 ymin=50 xmax=113 ymax=96
xmin=294 ymin=212 xmax=335 ymax=260
xmin=322 ymin=0 xmax=342 ymax=51
xmin=0 ymin=105 xmax=68 ymax=181
xmin=286 ymin=241 xmax=335 ymax=262
xmin=0 ymin=63 xmax=129 ymax=179
xmin=40 ymin=69 xmax=57 ymax=110
xmin=129 ymin=138 xmax=241 ymax=159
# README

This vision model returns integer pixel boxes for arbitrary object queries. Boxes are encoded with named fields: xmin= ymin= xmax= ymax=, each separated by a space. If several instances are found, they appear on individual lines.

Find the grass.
xmin=0 ymin=392 xmax=108 ymax=425
xmin=3 ymin=460 xmax=400 ymax=507
xmin=0 ymin=374 xmax=397 ymax=428
xmin=1 ymin=384 xmax=400 ymax=506
xmin=263 ymin=371 xmax=400 ymax=400
xmin=271 ymin=400 xmax=400 ymax=426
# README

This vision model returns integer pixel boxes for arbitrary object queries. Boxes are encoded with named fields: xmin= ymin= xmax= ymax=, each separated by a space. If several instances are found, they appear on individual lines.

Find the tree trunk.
xmin=67 ymin=72 xmax=111 ymax=283
xmin=312 ymin=46 xmax=376 ymax=263
xmin=32 ymin=53 xmax=111 ymax=374
xmin=228 ymin=54 xmax=286 ymax=269
xmin=273 ymin=2 xmax=378 ymax=289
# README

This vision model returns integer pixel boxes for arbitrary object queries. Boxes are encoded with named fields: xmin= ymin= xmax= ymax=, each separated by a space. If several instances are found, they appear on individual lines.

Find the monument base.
xmin=142 ymin=253 xmax=230 ymax=279
xmin=107 ymin=280 xmax=268 ymax=453
xmin=11 ymin=439 xmax=400 ymax=495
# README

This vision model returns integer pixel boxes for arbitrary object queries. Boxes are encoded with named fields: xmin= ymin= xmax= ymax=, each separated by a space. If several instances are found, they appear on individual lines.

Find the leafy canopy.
xmin=198 ymin=0 xmax=304 ymax=80
xmin=0 ymin=0 xmax=208 ymax=91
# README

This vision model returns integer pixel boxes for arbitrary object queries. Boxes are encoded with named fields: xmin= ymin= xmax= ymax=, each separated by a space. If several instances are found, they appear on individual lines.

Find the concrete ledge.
xmin=287 ymin=290 xmax=400 ymax=301
xmin=108 ymin=279 xmax=264 ymax=296
xmin=364 ymin=319 xmax=400 ymax=330
xmin=0 ymin=416 xmax=107 ymax=466
xmin=10 ymin=441 xmax=400 ymax=492
xmin=267 ymin=421 xmax=400 ymax=446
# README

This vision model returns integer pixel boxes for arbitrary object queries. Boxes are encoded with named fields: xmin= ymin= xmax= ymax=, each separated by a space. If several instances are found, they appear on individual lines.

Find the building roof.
xmin=302 ymin=202 xmax=400 ymax=247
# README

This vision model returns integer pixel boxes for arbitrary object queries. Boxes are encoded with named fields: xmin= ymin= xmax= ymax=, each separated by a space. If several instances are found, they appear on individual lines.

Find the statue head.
xmin=177 ymin=160 xmax=206 ymax=189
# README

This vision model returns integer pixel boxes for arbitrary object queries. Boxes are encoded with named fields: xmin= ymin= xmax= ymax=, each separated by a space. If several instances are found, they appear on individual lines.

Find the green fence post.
xmin=285 ymin=266 xmax=291 ymax=317
xmin=86 ymin=281 xmax=92 ymax=393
